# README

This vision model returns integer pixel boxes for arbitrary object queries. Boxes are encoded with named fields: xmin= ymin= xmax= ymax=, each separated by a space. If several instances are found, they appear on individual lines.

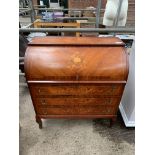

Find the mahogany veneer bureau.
xmin=24 ymin=37 xmax=129 ymax=129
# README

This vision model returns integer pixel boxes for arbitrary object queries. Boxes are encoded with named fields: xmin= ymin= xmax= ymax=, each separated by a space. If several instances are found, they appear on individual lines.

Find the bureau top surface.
xmin=28 ymin=36 xmax=124 ymax=46
xmin=25 ymin=37 xmax=128 ymax=82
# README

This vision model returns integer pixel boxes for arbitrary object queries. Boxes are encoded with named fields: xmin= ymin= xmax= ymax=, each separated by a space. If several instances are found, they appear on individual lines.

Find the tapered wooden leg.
xmin=36 ymin=116 xmax=42 ymax=129
xmin=109 ymin=117 xmax=117 ymax=127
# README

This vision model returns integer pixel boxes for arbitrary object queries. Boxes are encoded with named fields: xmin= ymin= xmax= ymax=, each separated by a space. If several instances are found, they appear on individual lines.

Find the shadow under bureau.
xmin=24 ymin=37 xmax=129 ymax=129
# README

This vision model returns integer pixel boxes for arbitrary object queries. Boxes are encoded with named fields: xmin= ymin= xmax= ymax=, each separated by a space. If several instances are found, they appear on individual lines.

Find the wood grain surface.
xmin=24 ymin=37 xmax=129 ymax=128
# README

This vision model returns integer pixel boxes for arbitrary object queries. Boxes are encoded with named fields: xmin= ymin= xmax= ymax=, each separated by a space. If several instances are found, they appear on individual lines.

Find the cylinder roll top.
xmin=24 ymin=37 xmax=128 ymax=82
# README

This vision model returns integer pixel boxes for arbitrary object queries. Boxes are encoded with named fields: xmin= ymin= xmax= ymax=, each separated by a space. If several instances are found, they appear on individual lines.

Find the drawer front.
xmin=35 ymin=97 xmax=119 ymax=106
xmin=37 ymin=106 xmax=115 ymax=115
xmin=31 ymin=84 xmax=122 ymax=96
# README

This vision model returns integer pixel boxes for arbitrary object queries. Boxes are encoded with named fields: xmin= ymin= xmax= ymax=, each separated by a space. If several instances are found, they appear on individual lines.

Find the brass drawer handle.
xmin=41 ymin=99 xmax=46 ymax=105
xmin=105 ymin=99 xmax=112 ymax=104
xmin=43 ymin=110 xmax=47 ymax=115
xmin=107 ymin=109 xmax=111 ymax=113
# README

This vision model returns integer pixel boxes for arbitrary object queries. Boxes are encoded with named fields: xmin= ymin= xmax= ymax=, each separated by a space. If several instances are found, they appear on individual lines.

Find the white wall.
xmin=119 ymin=40 xmax=135 ymax=127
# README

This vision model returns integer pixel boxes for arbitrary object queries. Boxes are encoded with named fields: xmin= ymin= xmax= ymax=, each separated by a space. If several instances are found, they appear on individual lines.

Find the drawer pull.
xmin=41 ymin=100 xmax=46 ymax=105
xmin=105 ymin=99 xmax=112 ymax=104
xmin=43 ymin=110 xmax=47 ymax=115
xmin=107 ymin=109 xmax=111 ymax=113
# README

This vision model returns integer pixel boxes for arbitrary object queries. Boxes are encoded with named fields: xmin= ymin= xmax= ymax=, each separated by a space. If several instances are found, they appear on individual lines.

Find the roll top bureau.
xmin=24 ymin=37 xmax=129 ymax=128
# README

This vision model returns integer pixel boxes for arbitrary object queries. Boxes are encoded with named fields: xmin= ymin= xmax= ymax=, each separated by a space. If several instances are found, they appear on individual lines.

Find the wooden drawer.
xmin=31 ymin=84 xmax=122 ymax=96
xmin=37 ymin=106 xmax=115 ymax=115
xmin=35 ymin=97 xmax=119 ymax=106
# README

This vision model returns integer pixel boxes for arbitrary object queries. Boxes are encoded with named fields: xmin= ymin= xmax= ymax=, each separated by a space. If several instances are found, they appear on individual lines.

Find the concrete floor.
xmin=19 ymin=85 xmax=135 ymax=155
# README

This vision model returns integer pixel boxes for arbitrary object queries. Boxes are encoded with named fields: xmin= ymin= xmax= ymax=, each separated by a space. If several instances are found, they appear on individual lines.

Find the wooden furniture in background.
xmin=33 ymin=19 xmax=80 ymax=37
xmin=24 ymin=37 xmax=129 ymax=128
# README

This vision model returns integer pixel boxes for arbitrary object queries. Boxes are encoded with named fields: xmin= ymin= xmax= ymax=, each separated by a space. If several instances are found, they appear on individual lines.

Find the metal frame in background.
xmin=19 ymin=9 xmax=32 ymax=15
xmin=32 ymin=8 xmax=105 ymax=11
xmin=19 ymin=27 xmax=134 ymax=33
xmin=19 ymin=0 xmax=128 ymax=29
xmin=96 ymin=0 xmax=102 ymax=28
xmin=28 ymin=0 xmax=35 ymax=23
xmin=20 ymin=0 xmax=130 ymax=28
xmin=19 ymin=1 xmax=35 ymax=24
xmin=20 ymin=0 xmax=105 ymax=26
